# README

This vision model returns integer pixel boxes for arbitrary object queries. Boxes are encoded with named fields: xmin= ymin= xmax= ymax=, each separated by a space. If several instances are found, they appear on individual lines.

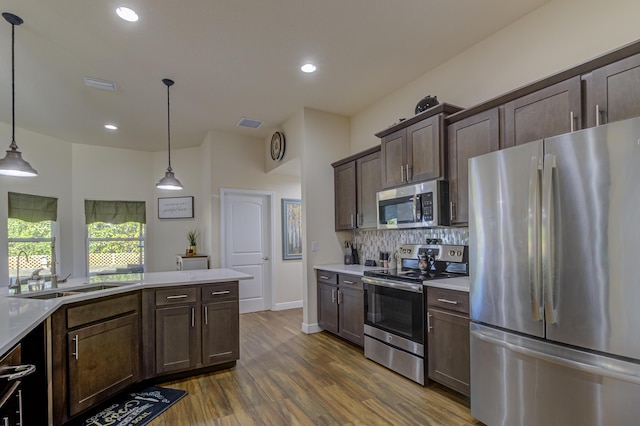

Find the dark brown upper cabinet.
xmin=333 ymin=147 xmax=381 ymax=231
xmin=588 ymin=52 xmax=640 ymax=128
xmin=376 ymin=104 xmax=462 ymax=190
xmin=503 ymin=76 xmax=582 ymax=148
xmin=447 ymin=108 xmax=500 ymax=225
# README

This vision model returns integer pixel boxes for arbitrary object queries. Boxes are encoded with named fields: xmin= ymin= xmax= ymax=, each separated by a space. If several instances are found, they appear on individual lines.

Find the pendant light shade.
xmin=156 ymin=78 xmax=182 ymax=190
xmin=0 ymin=12 xmax=37 ymax=177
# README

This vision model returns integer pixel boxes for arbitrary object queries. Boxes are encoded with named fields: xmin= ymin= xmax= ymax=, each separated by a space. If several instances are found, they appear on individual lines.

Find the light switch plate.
xmin=311 ymin=241 xmax=318 ymax=251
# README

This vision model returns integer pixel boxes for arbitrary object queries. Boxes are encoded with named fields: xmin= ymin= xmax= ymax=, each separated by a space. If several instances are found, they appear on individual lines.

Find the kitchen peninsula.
xmin=0 ymin=268 xmax=252 ymax=425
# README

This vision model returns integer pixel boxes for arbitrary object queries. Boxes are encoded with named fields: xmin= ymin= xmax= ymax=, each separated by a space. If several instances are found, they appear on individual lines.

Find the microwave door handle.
xmin=415 ymin=194 xmax=422 ymax=223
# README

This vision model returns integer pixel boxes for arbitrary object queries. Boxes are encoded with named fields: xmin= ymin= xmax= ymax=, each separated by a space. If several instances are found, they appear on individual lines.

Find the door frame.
xmin=220 ymin=188 xmax=275 ymax=311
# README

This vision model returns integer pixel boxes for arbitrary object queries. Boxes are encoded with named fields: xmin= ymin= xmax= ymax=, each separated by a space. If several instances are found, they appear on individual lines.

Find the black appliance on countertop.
xmin=362 ymin=242 xmax=468 ymax=385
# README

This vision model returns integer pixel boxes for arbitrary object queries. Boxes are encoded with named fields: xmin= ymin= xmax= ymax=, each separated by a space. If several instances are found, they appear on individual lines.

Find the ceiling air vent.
xmin=237 ymin=117 xmax=263 ymax=129
xmin=84 ymin=77 xmax=117 ymax=91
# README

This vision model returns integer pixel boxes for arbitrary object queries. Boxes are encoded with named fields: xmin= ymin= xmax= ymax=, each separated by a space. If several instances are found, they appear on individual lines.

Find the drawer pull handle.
xmin=320 ymin=275 xmax=330 ymax=280
xmin=166 ymin=294 xmax=188 ymax=300
xmin=437 ymin=298 xmax=459 ymax=305
xmin=343 ymin=280 xmax=355 ymax=285
xmin=211 ymin=291 xmax=230 ymax=296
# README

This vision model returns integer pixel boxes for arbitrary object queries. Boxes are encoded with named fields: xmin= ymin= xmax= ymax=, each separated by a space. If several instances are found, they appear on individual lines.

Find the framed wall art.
xmin=281 ymin=198 xmax=302 ymax=260
xmin=158 ymin=196 xmax=194 ymax=219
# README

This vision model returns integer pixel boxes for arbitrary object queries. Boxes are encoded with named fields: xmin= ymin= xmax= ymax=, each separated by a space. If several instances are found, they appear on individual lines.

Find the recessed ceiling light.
xmin=116 ymin=7 xmax=139 ymax=22
xmin=301 ymin=63 xmax=317 ymax=73
xmin=105 ymin=124 xmax=118 ymax=130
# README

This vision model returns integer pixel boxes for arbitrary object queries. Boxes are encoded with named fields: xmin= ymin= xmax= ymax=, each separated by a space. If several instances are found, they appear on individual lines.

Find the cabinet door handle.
xmin=72 ymin=335 xmax=79 ymax=360
xmin=18 ymin=389 xmax=23 ymax=426
xmin=350 ymin=214 xmax=355 ymax=228
xmin=437 ymin=298 xmax=459 ymax=305
xmin=211 ymin=290 xmax=230 ymax=296
xmin=3 ymin=416 xmax=8 ymax=426
xmin=595 ymin=104 xmax=606 ymax=127
xmin=406 ymin=164 xmax=411 ymax=181
xmin=191 ymin=307 xmax=195 ymax=327
xmin=427 ymin=312 xmax=433 ymax=333
xmin=450 ymin=202 xmax=456 ymax=221
xmin=0 ymin=364 xmax=36 ymax=381
xmin=337 ymin=290 xmax=342 ymax=304
xmin=343 ymin=280 xmax=355 ymax=285
xmin=166 ymin=294 xmax=188 ymax=300
xmin=570 ymin=111 xmax=576 ymax=132
xmin=204 ymin=305 xmax=208 ymax=325
xmin=357 ymin=213 xmax=362 ymax=227
xmin=400 ymin=165 xmax=405 ymax=182
xmin=331 ymin=288 xmax=336 ymax=303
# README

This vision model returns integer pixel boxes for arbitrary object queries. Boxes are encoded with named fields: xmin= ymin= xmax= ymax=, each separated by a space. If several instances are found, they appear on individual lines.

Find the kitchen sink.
xmin=17 ymin=284 xmax=124 ymax=299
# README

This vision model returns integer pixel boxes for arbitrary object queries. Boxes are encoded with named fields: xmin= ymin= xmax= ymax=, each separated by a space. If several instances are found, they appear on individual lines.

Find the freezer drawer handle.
xmin=473 ymin=329 xmax=640 ymax=386
xmin=436 ymin=298 xmax=458 ymax=305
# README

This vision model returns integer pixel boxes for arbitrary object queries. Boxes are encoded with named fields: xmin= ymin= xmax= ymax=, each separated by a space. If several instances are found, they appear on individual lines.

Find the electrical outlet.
xmin=311 ymin=241 xmax=318 ymax=252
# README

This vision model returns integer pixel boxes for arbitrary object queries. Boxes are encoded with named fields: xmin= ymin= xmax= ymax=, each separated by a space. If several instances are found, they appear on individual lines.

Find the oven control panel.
xmin=398 ymin=244 xmax=467 ymax=262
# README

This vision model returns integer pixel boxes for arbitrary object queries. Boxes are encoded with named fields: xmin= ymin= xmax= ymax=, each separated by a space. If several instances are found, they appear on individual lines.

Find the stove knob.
xmin=449 ymin=250 xmax=455 ymax=256
xmin=456 ymin=250 xmax=462 ymax=256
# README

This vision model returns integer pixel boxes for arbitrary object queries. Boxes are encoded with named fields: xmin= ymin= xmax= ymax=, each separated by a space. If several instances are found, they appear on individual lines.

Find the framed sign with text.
xmin=158 ymin=196 xmax=194 ymax=219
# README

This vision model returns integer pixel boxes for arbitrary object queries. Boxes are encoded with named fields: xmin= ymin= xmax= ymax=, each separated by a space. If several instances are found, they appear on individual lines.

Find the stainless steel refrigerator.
xmin=469 ymin=116 xmax=640 ymax=425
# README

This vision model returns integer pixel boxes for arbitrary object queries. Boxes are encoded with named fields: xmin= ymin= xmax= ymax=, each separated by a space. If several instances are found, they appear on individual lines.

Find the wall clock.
xmin=270 ymin=131 xmax=286 ymax=161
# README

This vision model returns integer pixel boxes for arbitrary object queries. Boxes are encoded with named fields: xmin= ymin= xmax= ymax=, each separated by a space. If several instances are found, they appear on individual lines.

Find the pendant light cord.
xmin=166 ymin=82 xmax=172 ymax=172
xmin=9 ymin=22 xmax=17 ymax=149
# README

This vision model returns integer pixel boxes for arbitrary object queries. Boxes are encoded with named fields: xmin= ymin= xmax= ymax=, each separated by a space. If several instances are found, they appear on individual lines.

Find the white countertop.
xmin=314 ymin=264 xmax=382 ymax=276
xmin=425 ymin=276 xmax=470 ymax=293
xmin=0 ymin=269 xmax=252 ymax=356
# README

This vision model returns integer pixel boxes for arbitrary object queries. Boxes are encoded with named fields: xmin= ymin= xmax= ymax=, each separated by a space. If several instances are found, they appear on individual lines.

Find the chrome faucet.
xmin=10 ymin=250 xmax=29 ymax=294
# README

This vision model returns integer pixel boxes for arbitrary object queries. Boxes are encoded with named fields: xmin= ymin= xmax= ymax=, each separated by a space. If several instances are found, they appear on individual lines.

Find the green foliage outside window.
xmin=7 ymin=218 xmax=52 ymax=256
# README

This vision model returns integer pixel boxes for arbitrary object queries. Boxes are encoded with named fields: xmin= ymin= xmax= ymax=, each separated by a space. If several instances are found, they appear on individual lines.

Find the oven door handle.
xmin=362 ymin=276 xmax=423 ymax=293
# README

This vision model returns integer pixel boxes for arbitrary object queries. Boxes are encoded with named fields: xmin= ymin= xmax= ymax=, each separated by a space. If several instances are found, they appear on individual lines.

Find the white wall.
xmin=0 ymin=123 xmax=304 ymax=308
xmin=350 ymin=0 xmax=640 ymax=153
xmin=206 ymin=129 xmax=303 ymax=308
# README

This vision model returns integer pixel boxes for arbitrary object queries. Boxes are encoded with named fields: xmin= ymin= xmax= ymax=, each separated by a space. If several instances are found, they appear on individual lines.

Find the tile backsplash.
xmin=352 ymin=227 xmax=469 ymax=265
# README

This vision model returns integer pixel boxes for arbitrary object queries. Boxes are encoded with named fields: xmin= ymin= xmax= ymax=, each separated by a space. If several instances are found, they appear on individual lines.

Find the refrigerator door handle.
xmin=528 ymin=155 xmax=543 ymax=321
xmin=542 ymin=153 xmax=558 ymax=324
xmin=472 ymin=328 xmax=640 ymax=386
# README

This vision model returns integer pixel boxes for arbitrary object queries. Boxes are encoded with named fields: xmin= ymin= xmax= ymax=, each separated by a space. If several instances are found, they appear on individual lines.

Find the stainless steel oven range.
xmin=362 ymin=243 xmax=468 ymax=385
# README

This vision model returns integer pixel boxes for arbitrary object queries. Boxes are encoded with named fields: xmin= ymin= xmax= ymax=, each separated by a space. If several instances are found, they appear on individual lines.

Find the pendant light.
xmin=156 ymin=78 xmax=183 ymax=190
xmin=0 ymin=13 xmax=37 ymax=177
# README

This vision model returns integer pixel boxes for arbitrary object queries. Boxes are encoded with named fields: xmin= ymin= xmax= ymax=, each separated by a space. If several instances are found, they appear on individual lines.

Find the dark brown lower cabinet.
xmin=0 ymin=344 xmax=22 ymax=426
xmin=152 ymin=282 xmax=240 ymax=376
xmin=155 ymin=305 xmax=198 ymax=374
xmin=52 ymin=292 xmax=141 ymax=425
xmin=427 ymin=288 xmax=470 ymax=396
xmin=202 ymin=300 xmax=239 ymax=365
xmin=317 ymin=271 xmax=364 ymax=347
xmin=68 ymin=313 xmax=140 ymax=416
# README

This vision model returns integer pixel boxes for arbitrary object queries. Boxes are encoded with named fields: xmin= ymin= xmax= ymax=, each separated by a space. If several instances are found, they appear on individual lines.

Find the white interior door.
xmin=222 ymin=191 xmax=272 ymax=313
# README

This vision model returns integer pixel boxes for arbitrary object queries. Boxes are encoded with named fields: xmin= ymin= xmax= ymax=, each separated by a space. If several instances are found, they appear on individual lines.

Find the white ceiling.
xmin=0 ymin=0 xmax=549 ymax=152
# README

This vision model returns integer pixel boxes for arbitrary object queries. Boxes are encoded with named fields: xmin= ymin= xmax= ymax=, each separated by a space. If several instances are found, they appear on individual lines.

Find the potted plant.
xmin=187 ymin=229 xmax=198 ymax=256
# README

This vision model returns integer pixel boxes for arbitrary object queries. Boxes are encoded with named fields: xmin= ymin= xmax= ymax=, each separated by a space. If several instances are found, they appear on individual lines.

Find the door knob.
xmin=262 ymin=256 xmax=269 ymax=261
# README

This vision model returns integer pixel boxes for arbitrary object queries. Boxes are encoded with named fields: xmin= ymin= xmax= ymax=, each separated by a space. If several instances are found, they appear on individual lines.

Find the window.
xmin=84 ymin=199 xmax=146 ymax=275
xmin=8 ymin=218 xmax=56 ymax=283
xmin=7 ymin=192 xmax=58 ymax=284
xmin=87 ymin=222 xmax=145 ymax=275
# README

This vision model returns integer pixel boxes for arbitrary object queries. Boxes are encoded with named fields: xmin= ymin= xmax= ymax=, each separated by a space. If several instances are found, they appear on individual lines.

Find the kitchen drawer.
xmin=317 ymin=270 xmax=338 ymax=284
xmin=155 ymin=287 xmax=197 ymax=306
xmin=427 ymin=287 xmax=469 ymax=314
xmin=67 ymin=293 xmax=139 ymax=329
xmin=339 ymin=274 xmax=363 ymax=290
xmin=202 ymin=282 xmax=238 ymax=302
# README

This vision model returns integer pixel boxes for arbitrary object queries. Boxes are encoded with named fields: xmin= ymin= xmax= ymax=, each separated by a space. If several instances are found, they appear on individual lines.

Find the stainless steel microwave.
xmin=376 ymin=180 xmax=450 ymax=229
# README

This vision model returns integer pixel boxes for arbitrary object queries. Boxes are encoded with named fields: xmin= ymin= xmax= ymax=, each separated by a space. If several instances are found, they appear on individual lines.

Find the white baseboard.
xmin=301 ymin=322 xmax=322 ymax=334
xmin=273 ymin=300 xmax=303 ymax=311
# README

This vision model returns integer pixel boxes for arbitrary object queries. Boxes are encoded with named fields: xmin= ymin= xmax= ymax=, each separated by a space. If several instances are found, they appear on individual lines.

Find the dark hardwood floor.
xmin=154 ymin=308 xmax=480 ymax=425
